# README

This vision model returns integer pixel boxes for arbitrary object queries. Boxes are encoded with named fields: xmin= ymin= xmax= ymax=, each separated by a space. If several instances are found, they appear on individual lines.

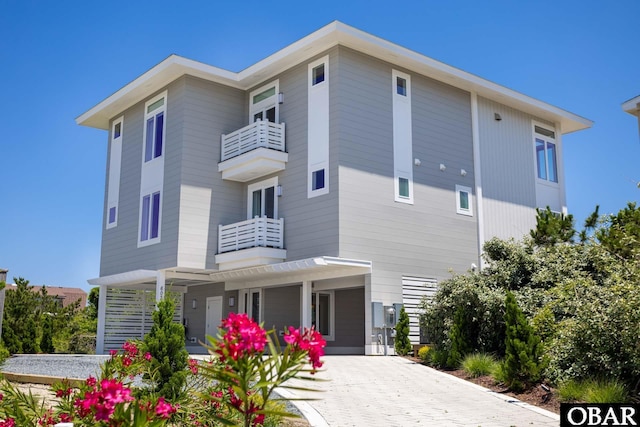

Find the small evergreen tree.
xmin=141 ymin=295 xmax=188 ymax=401
xmin=501 ymin=291 xmax=544 ymax=391
xmin=394 ymin=306 xmax=412 ymax=356
xmin=2 ymin=278 xmax=40 ymax=354
xmin=40 ymin=315 xmax=54 ymax=353
xmin=530 ymin=206 xmax=575 ymax=246
xmin=446 ymin=305 xmax=474 ymax=368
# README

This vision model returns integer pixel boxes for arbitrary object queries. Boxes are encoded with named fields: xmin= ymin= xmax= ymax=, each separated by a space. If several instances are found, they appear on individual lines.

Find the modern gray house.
xmin=77 ymin=22 xmax=592 ymax=355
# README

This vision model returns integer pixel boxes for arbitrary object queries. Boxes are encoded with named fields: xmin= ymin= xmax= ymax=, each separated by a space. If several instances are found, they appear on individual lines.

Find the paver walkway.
xmin=281 ymin=356 xmax=559 ymax=427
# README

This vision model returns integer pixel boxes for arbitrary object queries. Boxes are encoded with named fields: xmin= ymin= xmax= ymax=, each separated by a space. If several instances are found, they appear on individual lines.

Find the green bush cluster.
xmin=419 ymin=202 xmax=640 ymax=393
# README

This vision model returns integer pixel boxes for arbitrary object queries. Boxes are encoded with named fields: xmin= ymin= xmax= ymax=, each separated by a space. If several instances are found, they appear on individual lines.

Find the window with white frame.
xmin=143 ymin=93 xmax=166 ymax=163
xmin=247 ymin=177 xmax=277 ymax=219
xmin=455 ymin=185 xmax=473 ymax=216
xmin=392 ymin=70 xmax=413 ymax=204
xmin=312 ymin=291 xmax=334 ymax=340
xmin=139 ymin=191 xmax=161 ymax=244
xmin=250 ymin=81 xmax=278 ymax=123
xmin=308 ymin=56 xmax=329 ymax=198
xmin=534 ymin=125 xmax=558 ymax=183
xmin=106 ymin=117 xmax=123 ymax=229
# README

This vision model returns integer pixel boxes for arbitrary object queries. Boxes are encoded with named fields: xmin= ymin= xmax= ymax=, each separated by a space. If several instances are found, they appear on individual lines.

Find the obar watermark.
xmin=561 ymin=404 xmax=640 ymax=426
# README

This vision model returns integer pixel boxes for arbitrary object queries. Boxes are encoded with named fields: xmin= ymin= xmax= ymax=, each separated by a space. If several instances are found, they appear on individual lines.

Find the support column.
xmin=96 ymin=284 xmax=107 ymax=354
xmin=301 ymin=281 xmax=312 ymax=329
xmin=155 ymin=270 xmax=166 ymax=303
xmin=364 ymin=273 xmax=373 ymax=355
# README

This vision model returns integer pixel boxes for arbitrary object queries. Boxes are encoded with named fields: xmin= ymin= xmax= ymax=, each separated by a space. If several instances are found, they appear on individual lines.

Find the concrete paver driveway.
xmin=281 ymin=356 xmax=559 ymax=427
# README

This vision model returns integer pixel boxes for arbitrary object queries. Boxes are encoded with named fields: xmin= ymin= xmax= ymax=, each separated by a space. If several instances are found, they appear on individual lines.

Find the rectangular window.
xmin=312 ymin=169 xmax=325 ymax=191
xmin=108 ymin=207 xmax=117 ymax=224
xmin=312 ymin=63 xmax=325 ymax=85
xmin=311 ymin=291 xmax=334 ymax=340
xmin=143 ymin=94 xmax=165 ymax=163
xmin=114 ymin=122 xmax=121 ymax=138
xmin=534 ymin=125 xmax=558 ymax=183
xmin=140 ymin=191 xmax=161 ymax=242
xmin=456 ymin=185 xmax=473 ymax=216
xmin=396 ymin=77 xmax=407 ymax=96
xmin=398 ymin=177 xmax=410 ymax=198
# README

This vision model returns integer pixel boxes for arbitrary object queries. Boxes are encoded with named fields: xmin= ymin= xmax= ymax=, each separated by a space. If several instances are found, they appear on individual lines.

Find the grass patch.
xmin=558 ymin=378 xmax=629 ymax=403
xmin=461 ymin=353 xmax=498 ymax=378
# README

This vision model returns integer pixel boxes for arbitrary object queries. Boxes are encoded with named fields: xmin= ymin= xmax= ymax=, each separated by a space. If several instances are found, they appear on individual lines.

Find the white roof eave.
xmin=76 ymin=21 xmax=592 ymax=133
xmin=622 ymin=95 xmax=640 ymax=118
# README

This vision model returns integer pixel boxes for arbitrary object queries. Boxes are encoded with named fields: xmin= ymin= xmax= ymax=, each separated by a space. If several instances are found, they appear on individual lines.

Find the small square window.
xmin=396 ymin=77 xmax=407 ymax=96
xmin=398 ymin=177 xmax=410 ymax=198
xmin=312 ymin=64 xmax=325 ymax=85
xmin=108 ymin=207 xmax=116 ymax=224
xmin=312 ymin=169 xmax=325 ymax=190
xmin=459 ymin=191 xmax=469 ymax=210
xmin=114 ymin=123 xmax=121 ymax=138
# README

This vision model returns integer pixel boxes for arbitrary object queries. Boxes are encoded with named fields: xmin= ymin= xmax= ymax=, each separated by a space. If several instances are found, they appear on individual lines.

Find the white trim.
xmin=393 ymin=69 xmax=413 ymax=204
xmin=247 ymin=176 xmax=278 ymax=219
xmin=88 ymin=269 xmax=158 ymax=287
xmin=106 ymin=116 xmax=123 ymax=229
xmin=455 ymin=185 xmax=473 ymax=216
xmin=312 ymin=290 xmax=335 ymax=341
xmin=239 ymin=288 xmax=263 ymax=322
xmin=308 ymin=55 xmax=330 ymax=198
xmin=249 ymin=80 xmax=279 ymax=123
xmin=532 ymin=120 xmax=560 ymax=186
xmin=471 ymin=92 xmax=485 ymax=268
xmin=95 ymin=284 xmax=107 ymax=354
xmin=77 ymin=22 xmax=592 ymax=134
xmin=622 ymin=95 xmax=640 ymax=117
xmin=137 ymin=188 xmax=163 ymax=247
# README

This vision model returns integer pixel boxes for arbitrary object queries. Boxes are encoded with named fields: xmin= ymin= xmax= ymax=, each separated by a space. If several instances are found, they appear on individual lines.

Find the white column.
xmin=364 ymin=274 xmax=373 ymax=355
xmin=96 ymin=284 xmax=107 ymax=354
xmin=155 ymin=270 xmax=166 ymax=303
xmin=301 ymin=281 xmax=312 ymax=328
xmin=470 ymin=92 xmax=485 ymax=269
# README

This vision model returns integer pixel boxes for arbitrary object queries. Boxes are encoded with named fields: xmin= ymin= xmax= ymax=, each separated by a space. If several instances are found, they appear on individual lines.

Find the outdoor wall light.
xmin=277 ymin=185 xmax=283 ymax=197
xmin=228 ymin=296 xmax=235 ymax=307
xmin=439 ymin=163 xmax=446 ymax=171
xmin=278 ymin=92 xmax=284 ymax=104
xmin=461 ymin=169 xmax=467 ymax=176
xmin=192 ymin=299 xmax=197 ymax=309
xmin=414 ymin=158 xmax=421 ymax=166
xmin=494 ymin=113 xmax=502 ymax=121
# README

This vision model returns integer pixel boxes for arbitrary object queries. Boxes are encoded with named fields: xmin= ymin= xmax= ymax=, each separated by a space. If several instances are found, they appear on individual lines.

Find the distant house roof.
xmin=76 ymin=21 xmax=592 ymax=135
xmin=622 ymin=94 xmax=640 ymax=118
xmin=5 ymin=284 xmax=87 ymax=308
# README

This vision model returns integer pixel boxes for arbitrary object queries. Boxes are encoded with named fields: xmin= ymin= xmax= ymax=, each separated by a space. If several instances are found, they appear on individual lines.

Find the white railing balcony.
xmin=218 ymin=121 xmax=288 ymax=182
xmin=215 ymin=217 xmax=286 ymax=271
xmin=221 ymin=120 xmax=285 ymax=162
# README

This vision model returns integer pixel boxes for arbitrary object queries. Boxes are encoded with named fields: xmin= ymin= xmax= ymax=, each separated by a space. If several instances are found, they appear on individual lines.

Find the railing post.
xmin=218 ymin=224 xmax=223 ymax=253
xmin=279 ymin=218 xmax=284 ymax=249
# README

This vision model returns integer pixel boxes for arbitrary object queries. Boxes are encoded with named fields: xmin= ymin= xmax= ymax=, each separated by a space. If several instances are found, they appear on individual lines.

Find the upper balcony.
xmin=218 ymin=120 xmax=288 ymax=182
xmin=215 ymin=217 xmax=286 ymax=271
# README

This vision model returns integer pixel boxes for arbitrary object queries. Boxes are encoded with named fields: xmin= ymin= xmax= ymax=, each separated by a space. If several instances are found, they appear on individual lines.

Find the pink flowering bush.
xmin=0 ymin=312 xmax=325 ymax=427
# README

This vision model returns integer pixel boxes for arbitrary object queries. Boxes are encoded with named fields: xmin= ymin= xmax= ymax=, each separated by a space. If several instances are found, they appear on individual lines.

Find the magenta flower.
xmin=284 ymin=326 xmax=326 ymax=372
xmin=155 ymin=397 xmax=177 ymax=419
xmin=216 ymin=312 xmax=267 ymax=361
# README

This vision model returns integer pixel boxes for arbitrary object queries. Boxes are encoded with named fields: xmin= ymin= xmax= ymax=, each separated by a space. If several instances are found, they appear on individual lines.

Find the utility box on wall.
xmin=372 ymin=302 xmax=384 ymax=328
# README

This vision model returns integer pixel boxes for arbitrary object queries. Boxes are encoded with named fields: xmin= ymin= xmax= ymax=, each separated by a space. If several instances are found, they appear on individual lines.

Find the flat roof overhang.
xmin=622 ymin=95 xmax=640 ymax=118
xmin=76 ymin=21 xmax=592 ymax=134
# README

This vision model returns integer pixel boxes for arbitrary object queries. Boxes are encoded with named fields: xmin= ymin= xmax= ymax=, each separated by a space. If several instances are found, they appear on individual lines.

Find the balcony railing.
xmin=218 ymin=217 xmax=284 ymax=254
xmin=221 ymin=120 xmax=285 ymax=162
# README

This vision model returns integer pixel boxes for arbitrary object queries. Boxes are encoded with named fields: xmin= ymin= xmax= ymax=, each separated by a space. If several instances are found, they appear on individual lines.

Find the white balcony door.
xmin=247 ymin=177 xmax=278 ymax=220
xmin=250 ymin=81 xmax=279 ymax=123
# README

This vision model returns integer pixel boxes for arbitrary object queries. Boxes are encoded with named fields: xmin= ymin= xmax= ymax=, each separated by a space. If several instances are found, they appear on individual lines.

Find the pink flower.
xmin=216 ymin=313 xmax=268 ymax=361
xmin=188 ymin=358 xmax=199 ymax=374
xmin=284 ymin=326 xmax=326 ymax=372
xmin=155 ymin=397 xmax=177 ymax=419
xmin=109 ymin=349 xmax=117 ymax=358
xmin=86 ymin=376 xmax=97 ymax=387
xmin=123 ymin=341 xmax=139 ymax=357
xmin=144 ymin=351 xmax=152 ymax=361
xmin=0 ymin=418 xmax=15 ymax=427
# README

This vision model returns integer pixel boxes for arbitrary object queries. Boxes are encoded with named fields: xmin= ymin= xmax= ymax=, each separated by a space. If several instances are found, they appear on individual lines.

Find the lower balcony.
xmin=215 ymin=217 xmax=286 ymax=271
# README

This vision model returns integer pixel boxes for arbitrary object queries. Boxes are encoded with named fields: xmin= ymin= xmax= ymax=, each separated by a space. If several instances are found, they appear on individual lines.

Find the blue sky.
xmin=1 ymin=0 xmax=638 ymax=292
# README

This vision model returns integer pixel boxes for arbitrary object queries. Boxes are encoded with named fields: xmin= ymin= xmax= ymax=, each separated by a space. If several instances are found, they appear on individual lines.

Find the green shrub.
xmin=446 ymin=305 xmax=476 ymax=368
xmin=140 ymin=295 xmax=188 ymax=401
xmin=557 ymin=379 xmax=588 ymax=402
xmin=417 ymin=345 xmax=431 ymax=363
xmin=461 ymin=353 xmax=498 ymax=378
xmin=0 ymin=343 xmax=9 ymax=364
xmin=502 ymin=291 xmax=544 ymax=391
xmin=394 ymin=306 xmax=412 ymax=356
xmin=585 ymin=379 xmax=629 ymax=403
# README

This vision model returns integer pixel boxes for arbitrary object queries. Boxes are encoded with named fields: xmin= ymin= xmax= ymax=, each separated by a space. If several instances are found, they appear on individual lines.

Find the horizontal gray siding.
xmin=477 ymin=96 xmax=548 ymax=241
xmin=263 ymin=285 xmax=301 ymax=345
xmin=100 ymin=83 xmax=186 ymax=276
xmin=334 ymin=47 xmax=478 ymax=304
xmin=331 ymin=287 xmax=365 ymax=349
xmin=182 ymin=282 xmax=226 ymax=343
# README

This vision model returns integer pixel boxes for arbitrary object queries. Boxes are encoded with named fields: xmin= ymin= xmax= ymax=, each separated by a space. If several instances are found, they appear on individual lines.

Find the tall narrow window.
xmin=308 ymin=56 xmax=329 ymax=198
xmin=106 ymin=117 xmax=123 ymax=229
xmin=250 ymin=81 xmax=278 ymax=124
xmin=311 ymin=291 xmax=334 ymax=340
xmin=393 ymin=70 xmax=413 ymax=204
xmin=140 ymin=191 xmax=161 ymax=242
xmin=247 ymin=177 xmax=278 ymax=219
xmin=534 ymin=125 xmax=558 ymax=183
xmin=143 ymin=94 xmax=165 ymax=162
